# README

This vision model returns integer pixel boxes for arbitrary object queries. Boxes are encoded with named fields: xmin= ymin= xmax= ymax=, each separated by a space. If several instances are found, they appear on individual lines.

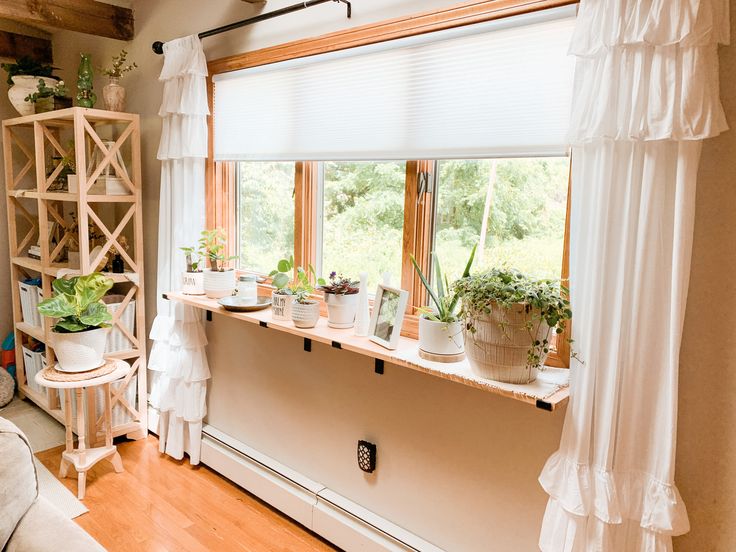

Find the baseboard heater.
xmin=200 ymin=424 xmax=444 ymax=552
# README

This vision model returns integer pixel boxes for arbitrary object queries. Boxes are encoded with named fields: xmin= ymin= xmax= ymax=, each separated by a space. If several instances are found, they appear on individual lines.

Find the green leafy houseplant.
xmin=270 ymin=256 xmax=325 ymax=296
xmin=1 ymin=56 xmax=56 ymax=85
xmin=101 ymin=50 xmax=138 ymax=79
xmin=199 ymin=228 xmax=236 ymax=272
xmin=453 ymin=268 xmax=572 ymax=373
xmin=37 ymin=273 xmax=113 ymax=333
xmin=24 ymin=79 xmax=69 ymax=104
xmin=181 ymin=246 xmax=202 ymax=273
xmin=410 ymin=245 xmax=476 ymax=323
xmin=319 ymin=272 xmax=358 ymax=295
xmin=290 ymin=265 xmax=323 ymax=304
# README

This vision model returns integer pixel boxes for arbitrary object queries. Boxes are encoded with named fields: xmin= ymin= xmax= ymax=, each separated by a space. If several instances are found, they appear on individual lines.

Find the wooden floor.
xmin=35 ymin=436 xmax=338 ymax=552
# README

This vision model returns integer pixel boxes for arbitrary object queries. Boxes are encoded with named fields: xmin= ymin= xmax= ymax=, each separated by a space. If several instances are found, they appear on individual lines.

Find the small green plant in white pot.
xmin=269 ymin=256 xmax=296 ymax=321
xmin=453 ymin=268 xmax=572 ymax=384
xmin=289 ymin=265 xmax=323 ymax=329
xmin=199 ymin=228 xmax=237 ymax=299
xmin=410 ymin=245 xmax=476 ymax=360
xmin=319 ymin=272 xmax=359 ymax=328
xmin=180 ymin=245 xmax=204 ymax=295
xmin=37 ymin=273 xmax=113 ymax=372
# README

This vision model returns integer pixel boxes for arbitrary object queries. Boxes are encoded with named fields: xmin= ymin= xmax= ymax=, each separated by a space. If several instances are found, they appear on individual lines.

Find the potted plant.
xmin=453 ymin=268 xmax=572 ymax=384
xmin=319 ymin=272 xmax=359 ymax=328
xmin=101 ymin=49 xmax=137 ymax=112
xmin=410 ymin=245 xmax=476 ymax=360
xmin=24 ymin=79 xmax=71 ymax=113
xmin=37 ymin=273 xmax=113 ymax=372
xmin=1 ymin=56 xmax=57 ymax=116
xmin=180 ymin=245 xmax=205 ymax=295
xmin=289 ymin=266 xmax=322 ymax=329
xmin=269 ymin=256 xmax=295 ymax=321
xmin=199 ymin=228 xmax=237 ymax=299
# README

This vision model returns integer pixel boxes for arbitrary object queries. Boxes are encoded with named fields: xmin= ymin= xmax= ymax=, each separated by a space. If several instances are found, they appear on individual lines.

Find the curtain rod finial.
xmin=152 ymin=41 xmax=164 ymax=55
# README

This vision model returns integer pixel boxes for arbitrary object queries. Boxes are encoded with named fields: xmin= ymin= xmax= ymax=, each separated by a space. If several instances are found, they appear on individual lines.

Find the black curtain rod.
xmin=152 ymin=0 xmax=352 ymax=55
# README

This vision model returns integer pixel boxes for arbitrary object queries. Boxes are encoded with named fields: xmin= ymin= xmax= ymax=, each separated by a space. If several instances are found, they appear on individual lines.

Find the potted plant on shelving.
xmin=37 ymin=273 xmax=113 ymax=372
xmin=180 ymin=244 xmax=204 ymax=295
xmin=453 ymin=268 xmax=572 ymax=384
xmin=410 ymin=245 xmax=476 ymax=361
xmin=319 ymin=272 xmax=359 ymax=328
xmin=100 ymin=49 xmax=137 ymax=112
xmin=1 ymin=56 xmax=57 ymax=116
xmin=24 ymin=79 xmax=71 ymax=113
xmin=290 ymin=266 xmax=322 ymax=329
xmin=199 ymin=228 xmax=237 ymax=299
xmin=269 ymin=256 xmax=295 ymax=321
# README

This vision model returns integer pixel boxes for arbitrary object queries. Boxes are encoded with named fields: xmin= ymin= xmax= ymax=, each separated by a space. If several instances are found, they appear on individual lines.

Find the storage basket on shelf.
xmin=60 ymin=377 xmax=138 ymax=428
xmin=21 ymin=345 xmax=46 ymax=394
xmin=18 ymin=280 xmax=43 ymax=327
xmin=102 ymin=295 xmax=136 ymax=353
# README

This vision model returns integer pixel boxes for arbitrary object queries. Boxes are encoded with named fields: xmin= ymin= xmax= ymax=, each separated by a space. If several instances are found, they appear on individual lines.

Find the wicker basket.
xmin=463 ymin=303 xmax=550 ymax=384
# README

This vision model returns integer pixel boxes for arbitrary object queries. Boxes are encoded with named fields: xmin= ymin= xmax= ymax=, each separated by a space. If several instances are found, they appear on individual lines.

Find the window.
xmin=236 ymin=162 xmax=295 ymax=274
xmin=319 ymin=161 xmax=406 ymax=290
xmin=208 ymin=3 xmax=576 ymax=365
xmin=434 ymin=157 xmax=570 ymax=281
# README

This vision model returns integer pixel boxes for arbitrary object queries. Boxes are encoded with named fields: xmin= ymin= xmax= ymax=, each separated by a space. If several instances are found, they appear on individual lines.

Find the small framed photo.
xmin=368 ymin=284 xmax=409 ymax=350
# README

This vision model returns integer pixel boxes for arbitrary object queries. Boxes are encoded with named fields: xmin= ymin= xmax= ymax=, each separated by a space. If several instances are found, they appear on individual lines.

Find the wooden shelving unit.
xmin=3 ymin=107 xmax=147 ymax=443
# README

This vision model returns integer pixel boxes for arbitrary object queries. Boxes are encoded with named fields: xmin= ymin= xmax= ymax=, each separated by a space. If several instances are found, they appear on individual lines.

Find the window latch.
xmin=417 ymin=171 xmax=433 ymax=201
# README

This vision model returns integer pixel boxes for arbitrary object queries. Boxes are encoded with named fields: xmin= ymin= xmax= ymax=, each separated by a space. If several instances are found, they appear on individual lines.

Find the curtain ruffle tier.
xmin=539 ymin=1 xmax=728 ymax=550
xmin=150 ymin=34 xmax=210 ymax=465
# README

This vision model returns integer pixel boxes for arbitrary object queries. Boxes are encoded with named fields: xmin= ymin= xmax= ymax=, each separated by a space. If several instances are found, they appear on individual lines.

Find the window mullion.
xmin=294 ymin=161 xmax=319 ymax=271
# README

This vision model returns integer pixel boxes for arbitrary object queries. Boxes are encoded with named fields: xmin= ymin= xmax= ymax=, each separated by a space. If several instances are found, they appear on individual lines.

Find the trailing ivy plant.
xmin=37 ymin=273 xmax=113 ymax=333
xmin=452 ymin=268 xmax=572 ymax=369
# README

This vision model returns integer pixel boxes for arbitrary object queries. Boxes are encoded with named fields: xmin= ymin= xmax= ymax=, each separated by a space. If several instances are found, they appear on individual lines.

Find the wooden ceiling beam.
xmin=0 ymin=30 xmax=52 ymax=62
xmin=0 ymin=0 xmax=134 ymax=41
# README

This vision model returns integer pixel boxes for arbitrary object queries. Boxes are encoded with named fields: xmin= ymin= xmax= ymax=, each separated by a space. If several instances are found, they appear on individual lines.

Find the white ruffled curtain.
xmin=148 ymin=35 xmax=211 ymax=465
xmin=539 ymin=1 xmax=729 ymax=550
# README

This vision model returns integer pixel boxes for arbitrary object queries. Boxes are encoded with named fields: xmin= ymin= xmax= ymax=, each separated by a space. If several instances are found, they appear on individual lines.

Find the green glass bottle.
xmin=76 ymin=53 xmax=97 ymax=108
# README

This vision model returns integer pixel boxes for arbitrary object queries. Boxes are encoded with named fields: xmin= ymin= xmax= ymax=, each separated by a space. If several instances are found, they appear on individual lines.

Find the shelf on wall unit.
xmin=2 ymin=106 xmax=140 ymax=128
xmin=165 ymin=291 xmax=570 ymax=411
xmin=44 ymin=265 xmax=139 ymax=284
xmin=12 ymin=256 xmax=42 ymax=272
xmin=15 ymin=321 xmax=45 ymax=342
xmin=8 ymin=190 xmax=136 ymax=202
xmin=106 ymin=349 xmax=140 ymax=360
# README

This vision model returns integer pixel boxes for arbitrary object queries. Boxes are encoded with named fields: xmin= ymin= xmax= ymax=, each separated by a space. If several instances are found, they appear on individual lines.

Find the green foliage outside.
xmin=238 ymin=157 xmax=569 ymax=291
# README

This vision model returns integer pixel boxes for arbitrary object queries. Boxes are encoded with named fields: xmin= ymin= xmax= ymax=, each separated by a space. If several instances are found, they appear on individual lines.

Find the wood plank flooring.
xmin=35 ymin=436 xmax=338 ymax=552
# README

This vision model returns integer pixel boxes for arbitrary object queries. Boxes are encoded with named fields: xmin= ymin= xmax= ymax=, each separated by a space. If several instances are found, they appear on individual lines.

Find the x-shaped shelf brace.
xmin=11 ymin=198 xmax=39 ymax=257
xmin=45 ymin=202 xmax=75 ymax=264
xmin=40 ymin=125 xmax=70 ymax=192
xmin=82 ymin=119 xmax=135 ymax=195
xmin=87 ymin=205 xmax=138 ymax=272
xmin=96 ymin=357 xmax=141 ymax=427
xmin=8 ymin=130 xmax=35 ymax=190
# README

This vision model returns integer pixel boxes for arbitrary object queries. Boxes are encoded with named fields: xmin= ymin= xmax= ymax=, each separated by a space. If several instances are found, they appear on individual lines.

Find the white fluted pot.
xmin=53 ymin=327 xmax=108 ymax=372
xmin=291 ymin=300 xmax=320 ymax=329
xmin=203 ymin=269 xmax=235 ymax=299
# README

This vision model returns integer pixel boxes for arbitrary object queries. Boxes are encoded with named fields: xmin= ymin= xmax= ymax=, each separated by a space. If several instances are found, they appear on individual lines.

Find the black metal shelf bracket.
xmin=535 ymin=399 xmax=553 ymax=412
xmin=331 ymin=341 xmax=342 ymax=349
xmin=304 ymin=338 xmax=312 ymax=352
xmin=152 ymin=0 xmax=352 ymax=54
xmin=375 ymin=359 xmax=384 ymax=375
xmin=206 ymin=310 xmax=212 ymax=322
xmin=259 ymin=321 xmax=268 ymax=328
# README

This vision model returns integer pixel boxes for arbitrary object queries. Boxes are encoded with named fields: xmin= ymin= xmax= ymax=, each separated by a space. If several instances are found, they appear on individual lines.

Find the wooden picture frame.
xmin=368 ymin=284 xmax=409 ymax=350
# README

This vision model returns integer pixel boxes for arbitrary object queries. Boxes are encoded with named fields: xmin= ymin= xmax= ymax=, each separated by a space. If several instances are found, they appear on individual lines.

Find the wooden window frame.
xmin=206 ymin=0 xmax=575 ymax=364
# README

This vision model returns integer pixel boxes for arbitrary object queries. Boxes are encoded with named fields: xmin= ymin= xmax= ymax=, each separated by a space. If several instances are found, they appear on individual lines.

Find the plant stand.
xmin=34 ymin=359 xmax=130 ymax=499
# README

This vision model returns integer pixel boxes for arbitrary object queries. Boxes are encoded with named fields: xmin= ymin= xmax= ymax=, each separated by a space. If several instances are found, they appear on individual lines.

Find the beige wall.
xmin=5 ymin=0 xmax=727 ymax=549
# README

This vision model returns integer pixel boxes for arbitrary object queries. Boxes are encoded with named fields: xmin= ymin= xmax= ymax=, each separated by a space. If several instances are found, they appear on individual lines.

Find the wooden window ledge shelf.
xmin=165 ymin=291 xmax=570 ymax=411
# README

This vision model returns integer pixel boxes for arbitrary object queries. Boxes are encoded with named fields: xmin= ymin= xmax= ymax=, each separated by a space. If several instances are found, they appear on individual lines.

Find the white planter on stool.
xmin=52 ymin=327 xmax=109 ymax=372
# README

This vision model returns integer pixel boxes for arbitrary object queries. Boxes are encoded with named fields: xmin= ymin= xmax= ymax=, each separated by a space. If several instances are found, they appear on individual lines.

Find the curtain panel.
xmin=539 ymin=0 xmax=729 ymax=550
xmin=148 ymin=35 xmax=211 ymax=465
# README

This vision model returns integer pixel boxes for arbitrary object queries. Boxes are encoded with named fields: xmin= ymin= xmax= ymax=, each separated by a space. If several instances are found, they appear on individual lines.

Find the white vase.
xmin=418 ymin=316 xmax=465 ymax=358
xmin=181 ymin=271 xmax=205 ymax=295
xmin=8 ymin=76 xmax=56 ymax=116
xmin=291 ymin=300 xmax=320 ymax=329
xmin=53 ymin=327 xmax=108 ymax=372
xmin=271 ymin=291 xmax=294 ymax=321
xmin=203 ymin=269 xmax=236 ymax=299
xmin=102 ymin=76 xmax=126 ymax=112
xmin=354 ymin=272 xmax=370 ymax=336
xmin=325 ymin=292 xmax=359 ymax=328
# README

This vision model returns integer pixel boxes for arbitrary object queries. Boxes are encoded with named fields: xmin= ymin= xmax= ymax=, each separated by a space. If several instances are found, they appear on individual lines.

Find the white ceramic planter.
xmin=291 ymin=300 xmax=320 ymax=329
xmin=418 ymin=316 xmax=465 ymax=357
xmin=8 ymin=76 xmax=56 ymax=116
xmin=181 ymin=271 xmax=205 ymax=295
xmin=203 ymin=269 xmax=236 ymax=299
xmin=325 ymin=292 xmax=359 ymax=328
xmin=53 ymin=327 xmax=108 ymax=372
xmin=271 ymin=291 xmax=294 ymax=321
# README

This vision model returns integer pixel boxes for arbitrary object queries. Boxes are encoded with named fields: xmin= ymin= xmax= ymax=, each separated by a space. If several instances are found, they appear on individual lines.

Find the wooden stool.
xmin=35 ymin=359 xmax=130 ymax=499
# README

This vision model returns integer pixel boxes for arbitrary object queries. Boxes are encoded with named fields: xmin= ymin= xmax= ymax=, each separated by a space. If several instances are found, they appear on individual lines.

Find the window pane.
xmin=237 ymin=161 xmax=295 ymax=274
xmin=434 ymin=157 xmax=569 ymax=281
xmin=321 ymin=161 xmax=406 ymax=290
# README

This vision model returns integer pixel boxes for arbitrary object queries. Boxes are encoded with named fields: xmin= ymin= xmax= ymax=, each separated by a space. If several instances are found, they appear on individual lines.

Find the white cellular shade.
xmin=213 ymin=8 xmax=576 ymax=161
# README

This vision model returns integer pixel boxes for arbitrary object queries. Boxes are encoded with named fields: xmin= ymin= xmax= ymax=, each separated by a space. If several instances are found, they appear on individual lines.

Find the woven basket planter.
xmin=463 ymin=303 xmax=550 ymax=384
